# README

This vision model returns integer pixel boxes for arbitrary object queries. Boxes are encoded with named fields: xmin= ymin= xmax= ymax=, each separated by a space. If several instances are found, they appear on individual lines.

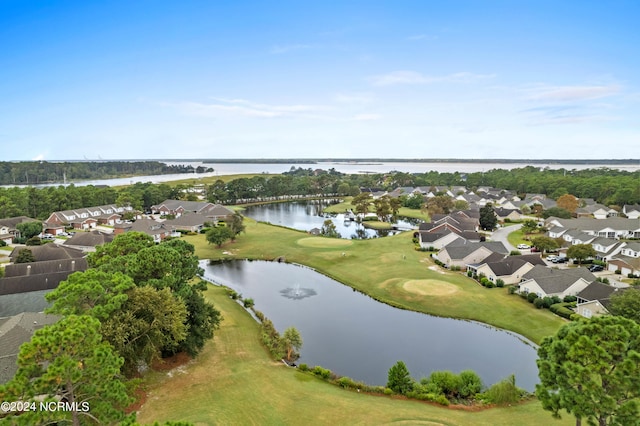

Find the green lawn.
xmin=186 ymin=219 xmax=565 ymax=344
xmin=136 ymin=285 xmax=573 ymax=426
xmin=323 ymin=198 xmax=431 ymax=222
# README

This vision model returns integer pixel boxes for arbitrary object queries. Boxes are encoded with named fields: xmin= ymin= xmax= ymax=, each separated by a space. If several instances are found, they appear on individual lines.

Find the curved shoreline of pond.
xmin=199 ymin=257 xmax=538 ymax=350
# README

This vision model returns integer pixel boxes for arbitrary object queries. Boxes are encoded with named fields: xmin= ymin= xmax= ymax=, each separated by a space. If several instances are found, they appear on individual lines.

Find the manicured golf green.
xmin=186 ymin=219 xmax=565 ymax=344
xmin=136 ymin=285 xmax=573 ymax=426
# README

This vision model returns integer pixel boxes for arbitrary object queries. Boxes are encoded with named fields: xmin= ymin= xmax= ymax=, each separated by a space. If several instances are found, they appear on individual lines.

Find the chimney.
xmin=26 ymin=265 xmax=31 ymax=276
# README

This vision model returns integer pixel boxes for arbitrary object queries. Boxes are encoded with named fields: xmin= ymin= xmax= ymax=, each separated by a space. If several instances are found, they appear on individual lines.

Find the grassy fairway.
xmin=185 ymin=219 xmax=565 ymax=344
xmin=323 ymin=198 xmax=431 ymax=222
xmin=137 ymin=285 xmax=572 ymax=426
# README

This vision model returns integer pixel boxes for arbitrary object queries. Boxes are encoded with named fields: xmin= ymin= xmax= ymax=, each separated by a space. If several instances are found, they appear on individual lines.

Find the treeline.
xmin=0 ymin=167 xmax=638 ymax=221
xmin=0 ymin=161 xmax=212 ymax=185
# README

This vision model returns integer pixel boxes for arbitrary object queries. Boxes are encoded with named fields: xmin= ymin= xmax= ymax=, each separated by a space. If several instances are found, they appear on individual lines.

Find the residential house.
xmin=163 ymin=213 xmax=210 ymax=233
xmin=0 ymin=216 xmax=38 ymax=243
xmin=607 ymin=241 xmax=640 ymax=276
xmin=435 ymin=239 xmax=509 ymax=269
xmin=622 ymin=204 xmax=640 ymax=219
xmin=62 ymin=230 xmax=115 ymax=252
xmin=544 ymin=217 xmax=640 ymax=239
xmin=0 ymin=312 xmax=59 ymax=384
xmin=494 ymin=207 xmax=522 ymax=222
xmin=9 ymin=244 xmax=85 ymax=263
xmin=417 ymin=230 xmax=461 ymax=250
xmin=517 ymin=265 xmax=595 ymax=299
xmin=44 ymin=204 xmax=133 ymax=231
xmin=150 ymin=200 xmax=234 ymax=220
xmin=575 ymin=203 xmax=618 ymax=219
xmin=469 ymin=254 xmax=546 ymax=285
xmin=575 ymin=281 xmax=624 ymax=318
xmin=590 ymin=237 xmax=625 ymax=262
xmin=114 ymin=218 xmax=174 ymax=242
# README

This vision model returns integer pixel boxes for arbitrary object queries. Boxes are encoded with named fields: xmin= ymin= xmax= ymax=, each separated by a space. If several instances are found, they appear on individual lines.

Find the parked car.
xmin=546 ymin=255 xmax=558 ymax=261
xmin=517 ymin=244 xmax=530 ymax=250
xmin=589 ymin=265 xmax=604 ymax=272
xmin=553 ymin=257 xmax=569 ymax=263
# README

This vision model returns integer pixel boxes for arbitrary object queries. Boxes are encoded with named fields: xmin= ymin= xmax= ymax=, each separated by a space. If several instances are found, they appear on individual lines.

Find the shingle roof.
xmin=164 ymin=213 xmax=210 ymax=227
xmin=444 ymin=240 xmax=508 ymax=259
xmin=9 ymin=244 xmax=85 ymax=262
xmin=577 ymin=281 xmax=620 ymax=302
xmin=63 ymin=231 xmax=114 ymax=248
xmin=523 ymin=264 xmax=596 ymax=282
xmin=3 ymin=258 xmax=88 ymax=278
xmin=0 ymin=312 xmax=59 ymax=384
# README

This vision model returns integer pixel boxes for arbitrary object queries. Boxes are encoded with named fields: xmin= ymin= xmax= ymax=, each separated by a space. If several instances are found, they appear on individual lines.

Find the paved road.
xmin=489 ymin=223 xmax=522 ymax=252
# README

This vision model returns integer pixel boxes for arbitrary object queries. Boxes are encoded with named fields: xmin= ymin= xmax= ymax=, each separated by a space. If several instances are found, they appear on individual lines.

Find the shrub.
xmin=298 ymin=363 xmax=308 ymax=371
xmin=480 ymin=277 xmax=490 ymax=287
xmin=312 ymin=366 xmax=332 ymax=380
xmin=383 ymin=387 xmax=393 ymax=395
xmin=533 ymin=298 xmax=545 ymax=309
xmin=467 ymin=270 xmax=473 ymax=277
xmin=527 ymin=292 xmax=539 ymax=303
xmin=541 ymin=297 xmax=554 ymax=309
xmin=510 ymin=250 xmax=521 ymax=256
xmin=496 ymin=279 xmax=505 ymax=288
xmin=243 ymin=298 xmax=255 ymax=308
xmin=480 ymin=375 xmax=524 ymax=405
xmin=485 ymin=281 xmax=495 ymax=288
xmin=508 ymin=286 xmax=517 ymax=295
xmin=615 ymin=269 xmax=622 ymax=275
xmin=428 ymin=370 xmax=462 ymax=398
xmin=563 ymin=295 xmax=577 ymax=303
xmin=337 ymin=376 xmax=356 ymax=389
xmin=550 ymin=303 xmax=575 ymax=320
xmin=253 ymin=310 xmax=265 ymax=322
xmin=0 ymin=240 xmax=6 ymax=247
xmin=459 ymin=370 xmax=483 ymax=398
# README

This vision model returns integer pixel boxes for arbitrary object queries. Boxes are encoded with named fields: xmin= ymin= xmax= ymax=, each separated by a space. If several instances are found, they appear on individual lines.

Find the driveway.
xmin=489 ymin=223 xmax=522 ymax=252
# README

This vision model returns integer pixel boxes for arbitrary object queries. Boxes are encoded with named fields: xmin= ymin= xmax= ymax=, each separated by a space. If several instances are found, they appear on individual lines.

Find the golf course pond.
xmin=241 ymin=200 xmax=420 ymax=239
xmin=202 ymin=259 xmax=540 ymax=392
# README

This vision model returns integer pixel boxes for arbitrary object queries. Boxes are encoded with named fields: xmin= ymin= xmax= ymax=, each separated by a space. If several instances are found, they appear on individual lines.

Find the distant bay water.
xmin=4 ymin=160 xmax=639 ymax=188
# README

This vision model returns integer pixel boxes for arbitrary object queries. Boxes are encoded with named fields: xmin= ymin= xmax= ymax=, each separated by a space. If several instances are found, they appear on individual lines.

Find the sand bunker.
xmin=402 ymin=279 xmax=459 ymax=296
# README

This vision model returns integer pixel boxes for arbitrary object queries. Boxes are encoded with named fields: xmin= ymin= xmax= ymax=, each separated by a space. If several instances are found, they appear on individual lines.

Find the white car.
xmin=517 ymin=244 xmax=530 ymax=250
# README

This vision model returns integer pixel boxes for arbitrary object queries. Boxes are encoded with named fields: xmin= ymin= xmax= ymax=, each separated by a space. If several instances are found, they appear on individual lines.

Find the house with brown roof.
xmin=44 ymin=204 xmax=133 ymax=231
xmin=0 ymin=216 xmax=38 ymax=243
xmin=435 ymin=239 xmax=509 ymax=269
xmin=62 ymin=230 xmax=115 ymax=252
xmin=9 ymin=244 xmax=85 ymax=263
xmin=575 ymin=281 xmax=625 ymax=318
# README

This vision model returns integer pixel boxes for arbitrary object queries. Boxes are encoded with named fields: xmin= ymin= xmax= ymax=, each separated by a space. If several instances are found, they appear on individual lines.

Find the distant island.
xmin=197 ymin=158 xmax=639 ymax=165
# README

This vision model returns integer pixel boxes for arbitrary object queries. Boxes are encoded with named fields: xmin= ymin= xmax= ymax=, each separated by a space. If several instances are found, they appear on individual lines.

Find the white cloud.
xmin=269 ymin=44 xmax=314 ymax=54
xmin=352 ymin=114 xmax=382 ymax=121
xmin=527 ymin=85 xmax=621 ymax=102
xmin=165 ymin=98 xmax=328 ymax=119
xmin=368 ymin=71 xmax=495 ymax=86
xmin=32 ymin=153 xmax=45 ymax=161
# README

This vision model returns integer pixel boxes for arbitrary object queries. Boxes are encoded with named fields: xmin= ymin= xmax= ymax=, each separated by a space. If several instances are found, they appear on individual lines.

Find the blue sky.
xmin=1 ymin=0 xmax=639 ymax=161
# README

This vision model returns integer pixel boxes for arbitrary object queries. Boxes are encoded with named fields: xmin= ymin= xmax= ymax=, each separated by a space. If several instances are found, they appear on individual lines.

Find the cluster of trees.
xmin=386 ymin=361 xmax=525 ymax=406
xmin=0 ymin=232 xmax=221 ymax=424
xmin=350 ymin=193 xmax=402 ymax=222
xmin=205 ymin=213 xmax=246 ymax=247
xmin=0 ymin=161 xmax=211 ymax=185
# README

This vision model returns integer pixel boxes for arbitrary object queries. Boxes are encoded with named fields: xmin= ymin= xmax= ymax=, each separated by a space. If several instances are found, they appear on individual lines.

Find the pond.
xmin=202 ymin=260 xmax=539 ymax=391
xmin=242 ymin=200 xmax=420 ymax=239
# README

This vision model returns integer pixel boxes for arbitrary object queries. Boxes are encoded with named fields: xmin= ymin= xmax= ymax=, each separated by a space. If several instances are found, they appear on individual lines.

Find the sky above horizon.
xmin=1 ymin=1 xmax=639 ymax=161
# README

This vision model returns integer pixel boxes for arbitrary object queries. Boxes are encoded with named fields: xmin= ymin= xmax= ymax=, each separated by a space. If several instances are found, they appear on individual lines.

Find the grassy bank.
xmin=185 ymin=219 xmax=565 ymax=344
xmin=323 ymin=198 xmax=431 ymax=222
xmin=136 ymin=285 xmax=572 ymax=426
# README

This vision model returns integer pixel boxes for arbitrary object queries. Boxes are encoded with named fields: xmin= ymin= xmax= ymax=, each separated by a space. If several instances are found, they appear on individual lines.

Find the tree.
xmin=531 ymin=236 xmax=560 ymax=255
xmin=0 ymin=315 xmax=133 ymax=425
xmin=45 ymin=270 xmax=135 ymax=320
xmin=16 ymin=220 xmax=42 ymax=239
xmin=556 ymin=194 xmax=579 ymax=213
xmin=567 ymin=243 xmax=597 ymax=265
xmin=542 ymin=207 xmax=572 ymax=219
xmin=320 ymin=219 xmax=339 ymax=238
xmin=227 ymin=212 xmax=246 ymax=240
xmin=403 ymin=194 xmax=424 ymax=209
xmin=425 ymin=195 xmax=454 ymax=215
xmin=479 ymin=204 xmax=497 ymax=230
xmin=453 ymin=199 xmax=470 ymax=211
xmin=536 ymin=315 xmax=640 ymax=426
xmin=609 ymin=288 xmax=640 ymax=324
xmin=352 ymin=192 xmax=373 ymax=216
xmin=374 ymin=196 xmax=392 ymax=221
xmin=15 ymin=248 xmax=35 ymax=263
xmin=281 ymin=326 xmax=303 ymax=362
xmin=88 ymin=231 xmax=155 ymax=268
xmin=388 ymin=196 xmax=402 ymax=218
xmin=387 ymin=360 xmax=413 ymax=395
xmin=101 ymin=286 xmax=188 ymax=376
xmin=521 ymin=219 xmax=539 ymax=235
xmin=206 ymin=226 xmax=234 ymax=247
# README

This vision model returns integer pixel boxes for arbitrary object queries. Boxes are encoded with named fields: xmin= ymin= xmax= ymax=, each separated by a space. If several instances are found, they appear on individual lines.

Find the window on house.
xmin=582 ymin=308 xmax=592 ymax=318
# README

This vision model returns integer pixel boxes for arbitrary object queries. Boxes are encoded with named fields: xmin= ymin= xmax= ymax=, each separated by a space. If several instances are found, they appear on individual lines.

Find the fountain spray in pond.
xmin=280 ymin=283 xmax=317 ymax=300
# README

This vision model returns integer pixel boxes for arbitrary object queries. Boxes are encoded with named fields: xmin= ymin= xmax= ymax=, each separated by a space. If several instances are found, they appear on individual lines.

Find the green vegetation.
xmin=136 ymin=285 xmax=573 ymax=425
xmin=184 ymin=219 xmax=565 ymax=344
xmin=537 ymin=315 xmax=640 ymax=425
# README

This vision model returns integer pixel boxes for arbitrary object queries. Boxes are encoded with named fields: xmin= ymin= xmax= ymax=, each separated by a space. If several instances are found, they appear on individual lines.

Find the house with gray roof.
xmin=0 ymin=312 xmax=59 ymax=384
xmin=150 ymin=200 xmax=234 ymax=220
xmin=575 ymin=281 xmax=625 ymax=318
xmin=590 ymin=237 xmax=625 ymax=261
xmin=575 ymin=203 xmax=618 ymax=219
xmin=435 ymin=240 xmax=509 ymax=269
xmin=163 ymin=213 xmax=211 ymax=233
xmin=418 ymin=230 xmax=461 ymax=250
xmin=607 ymin=241 xmax=640 ymax=276
xmin=62 ymin=230 xmax=114 ymax=252
xmin=545 ymin=217 xmax=640 ymax=239
xmin=623 ymin=204 xmax=640 ymax=219
xmin=44 ymin=204 xmax=132 ymax=231
xmin=470 ymin=254 xmax=546 ymax=285
xmin=517 ymin=265 xmax=595 ymax=299
xmin=114 ymin=218 xmax=175 ymax=242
